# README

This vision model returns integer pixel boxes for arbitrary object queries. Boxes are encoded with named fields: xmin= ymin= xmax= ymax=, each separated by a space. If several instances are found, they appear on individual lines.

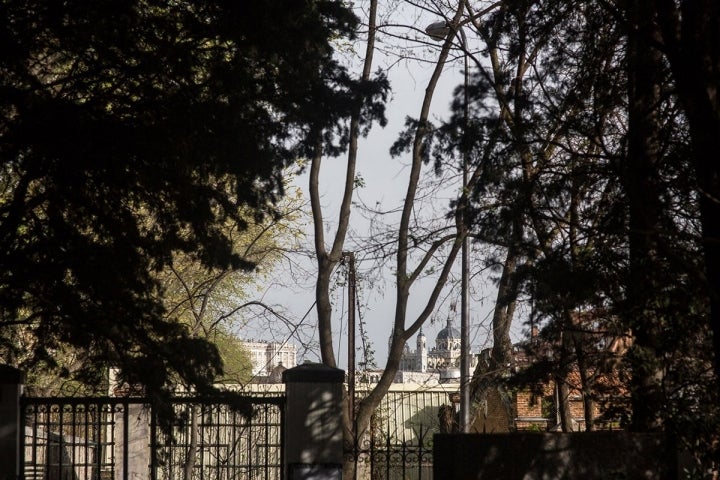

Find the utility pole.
xmin=344 ymin=251 xmax=356 ymax=424
xmin=426 ymin=19 xmax=471 ymax=433
xmin=458 ymin=26 xmax=471 ymax=433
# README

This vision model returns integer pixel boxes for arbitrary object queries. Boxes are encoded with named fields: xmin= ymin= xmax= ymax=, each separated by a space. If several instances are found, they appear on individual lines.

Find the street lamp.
xmin=425 ymin=19 xmax=471 ymax=433
xmin=424 ymin=21 xmax=452 ymax=41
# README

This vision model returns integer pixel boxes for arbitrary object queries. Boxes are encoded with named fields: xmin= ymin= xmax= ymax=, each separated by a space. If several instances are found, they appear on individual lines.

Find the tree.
xmin=309 ymin=2 xmax=504 ymax=475
xmin=442 ymin=0 xmax=630 ymax=432
xmin=311 ymin=0 xmax=388 ymax=371
xmin=373 ymin=0 xmax=716 ymax=447
xmin=623 ymin=0 xmax=671 ymax=431
xmin=157 ymin=182 xmax=307 ymax=385
xmin=653 ymin=0 xmax=720 ymax=385
xmin=0 ymin=0 xmax=381 ymax=413
xmin=305 ymin=0 xmax=716 ymax=472
xmin=621 ymin=0 xmax=720 ymax=464
xmin=155 ymin=189 xmax=307 ymax=478
xmin=452 ymin=0 xmax=717 ymax=465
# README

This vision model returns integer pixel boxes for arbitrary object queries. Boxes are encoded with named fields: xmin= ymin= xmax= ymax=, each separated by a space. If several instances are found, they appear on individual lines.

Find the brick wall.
xmin=515 ymin=390 xmax=543 ymax=418
xmin=475 ymin=382 xmax=604 ymax=432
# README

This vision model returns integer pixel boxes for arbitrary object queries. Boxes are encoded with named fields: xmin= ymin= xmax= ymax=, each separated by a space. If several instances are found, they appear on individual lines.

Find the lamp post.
xmin=425 ymin=20 xmax=471 ymax=433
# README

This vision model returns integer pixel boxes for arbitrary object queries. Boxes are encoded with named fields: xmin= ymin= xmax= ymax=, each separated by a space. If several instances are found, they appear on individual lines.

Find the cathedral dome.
xmin=437 ymin=318 xmax=460 ymax=341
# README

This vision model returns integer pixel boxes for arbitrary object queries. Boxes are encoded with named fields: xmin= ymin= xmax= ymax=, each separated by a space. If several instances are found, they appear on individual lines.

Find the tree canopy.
xmin=0 ymin=0 xmax=386 ymax=405
xmin=157 ymin=183 xmax=307 ymax=385
xmin=431 ymin=0 xmax=719 ymax=463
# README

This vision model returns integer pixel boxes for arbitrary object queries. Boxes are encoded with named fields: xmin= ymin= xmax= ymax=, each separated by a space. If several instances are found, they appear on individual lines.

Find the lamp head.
xmin=425 ymin=21 xmax=451 ymax=41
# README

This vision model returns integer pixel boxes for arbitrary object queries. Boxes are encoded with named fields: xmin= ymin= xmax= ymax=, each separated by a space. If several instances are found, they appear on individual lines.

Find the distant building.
xmin=395 ymin=317 xmax=479 ymax=381
xmin=241 ymin=341 xmax=297 ymax=378
xmin=474 ymin=320 xmax=631 ymax=433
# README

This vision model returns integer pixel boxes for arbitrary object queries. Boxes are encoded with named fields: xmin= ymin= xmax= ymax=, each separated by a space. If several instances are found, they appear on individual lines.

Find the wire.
xmin=245 ymin=258 xmax=349 ymax=385
xmin=244 ymin=300 xmax=317 ymax=386
xmin=356 ymin=279 xmax=372 ymax=369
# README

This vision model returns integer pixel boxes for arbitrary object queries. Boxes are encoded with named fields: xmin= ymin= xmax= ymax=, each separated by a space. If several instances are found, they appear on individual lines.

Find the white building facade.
xmin=396 ymin=317 xmax=479 ymax=376
xmin=241 ymin=341 xmax=297 ymax=376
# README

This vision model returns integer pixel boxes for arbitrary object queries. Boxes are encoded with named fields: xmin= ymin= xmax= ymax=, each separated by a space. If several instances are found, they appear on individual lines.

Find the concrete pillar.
xmin=114 ymin=402 xmax=152 ymax=480
xmin=0 ymin=364 xmax=25 ymax=480
xmin=283 ymin=363 xmax=345 ymax=480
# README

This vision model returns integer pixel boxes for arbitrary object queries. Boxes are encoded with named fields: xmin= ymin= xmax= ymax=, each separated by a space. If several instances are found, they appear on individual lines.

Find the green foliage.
xmin=526 ymin=423 xmax=544 ymax=433
xmin=212 ymin=329 xmax=253 ymax=385
xmin=353 ymin=174 xmax=366 ymax=189
xmin=156 ymin=182 xmax=306 ymax=386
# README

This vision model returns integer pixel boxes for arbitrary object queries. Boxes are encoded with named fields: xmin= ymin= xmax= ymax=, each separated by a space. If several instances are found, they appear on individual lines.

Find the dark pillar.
xmin=0 ymin=365 xmax=25 ymax=480
xmin=283 ymin=363 xmax=345 ymax=480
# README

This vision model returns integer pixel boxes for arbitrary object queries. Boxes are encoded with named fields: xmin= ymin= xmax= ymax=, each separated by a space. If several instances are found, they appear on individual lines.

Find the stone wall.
xmin=473 ymin=387 xmax=514 ymax=433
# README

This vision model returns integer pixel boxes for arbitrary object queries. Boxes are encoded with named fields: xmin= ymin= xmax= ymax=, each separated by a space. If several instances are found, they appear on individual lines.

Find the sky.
xmin=240 ymin=6 xmax=527 ymax=370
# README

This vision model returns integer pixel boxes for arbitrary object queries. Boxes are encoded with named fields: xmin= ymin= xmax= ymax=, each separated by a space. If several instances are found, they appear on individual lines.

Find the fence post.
xmin=114 ymin=401 xmax=152 ymax=480
xmin=283 ymin=363 xmax=344 ymax=480
xmin=0 ymin=365 xmax=24 ymax=480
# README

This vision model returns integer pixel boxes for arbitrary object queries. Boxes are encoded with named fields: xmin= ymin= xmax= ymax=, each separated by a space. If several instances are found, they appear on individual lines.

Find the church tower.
xmin=417 ymin=328 xmax=427 ymax=372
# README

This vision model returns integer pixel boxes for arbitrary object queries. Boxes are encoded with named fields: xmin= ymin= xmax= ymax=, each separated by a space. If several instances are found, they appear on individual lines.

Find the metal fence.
xmin=155 ymin=397 xmax=284 ymax=480
xmin=349 ymin=390 xmax=452 ymax=480
xmin=21 ymin=394 xmax=285 ymax=480
xmin=21 ymin=389 xmax=448 ymax=480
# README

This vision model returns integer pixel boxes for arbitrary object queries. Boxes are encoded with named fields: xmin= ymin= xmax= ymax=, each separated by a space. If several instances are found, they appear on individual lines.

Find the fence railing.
xmin=21 ymin=394 xmax=285 ymax=480
xmin=351 ymin=425 xmax=435 ymax=480
xmin=153 ymin=396 xmax=284 ymax=480
xmin=348 ymin=390 xmax=450 ymax=480
xmin=21 ymin=388 xmax=451 ymax=480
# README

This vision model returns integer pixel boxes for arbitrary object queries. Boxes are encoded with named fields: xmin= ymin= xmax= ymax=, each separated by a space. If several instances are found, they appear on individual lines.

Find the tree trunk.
xmin=316 ymin=254 xmax=337 ymax=367
xmin=338 ymin=5 xmax=467 ymax=478
xmin=573 ymin=333 xmax=596 ymax=432
xmin=556 ymin=329 xmax=575 ymax=432
xmin=470 ymin=225 xmax=520 ymax=426
xmin=657 ymin=0 xmax=720 ymax=384
xmin=491 ymin=246 xmax=518 ymax=370
xmin=183 ymin=405 xmax=198 ymax=480
xmin=556 ymin=380 xmax=574 ymax=433
xmin=624 ymin=2 xmax=666 ymax=432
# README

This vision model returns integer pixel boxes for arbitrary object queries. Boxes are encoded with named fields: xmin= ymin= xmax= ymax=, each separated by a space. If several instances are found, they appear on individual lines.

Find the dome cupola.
xmin=437 ymin=317 xmax=460 ymax=341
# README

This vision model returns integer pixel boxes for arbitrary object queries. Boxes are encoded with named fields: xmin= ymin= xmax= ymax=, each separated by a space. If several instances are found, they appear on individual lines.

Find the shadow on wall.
xmin=25 ymin=428 xmax=83 ymax=480
xmin=283 ymin=364 xmax=345 ymax=473
xmin=434 ymin=432 xmax=672 ymax=479
xmin=46 ymin=434 xmax=81 ymax=480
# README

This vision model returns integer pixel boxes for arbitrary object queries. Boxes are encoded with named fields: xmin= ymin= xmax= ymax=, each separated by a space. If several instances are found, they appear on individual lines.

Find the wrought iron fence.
xmin=351 ymin=425 xmax=434 ymax=480
xmin=22 ymin=388 xmax=449 ymax=480
xmin=21 ymin=394 xmax=285 ymax=480
xmin=22 ymin=397 xmax=124 ymax=480
xmin=154 ymin=397 xmax=284 ymax=480
xmin=348 ymin=389 xmax=453 ymax=480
